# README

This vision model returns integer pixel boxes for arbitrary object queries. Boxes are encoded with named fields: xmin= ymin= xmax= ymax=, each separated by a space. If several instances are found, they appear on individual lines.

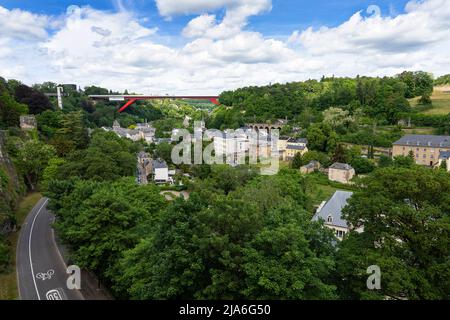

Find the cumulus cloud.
xmin=0 ymin=0 xmax=449 ymax=95
xmin=0 ymin=6 xmax=49 ymax=41
xmin=181 ymin=0 xmax=272 ymax=39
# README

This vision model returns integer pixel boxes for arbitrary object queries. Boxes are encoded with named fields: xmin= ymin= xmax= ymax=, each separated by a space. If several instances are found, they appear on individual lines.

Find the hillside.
xmin=410 ymin=86 xmax=450 ymax=115
xmin=0 ymin=132 xmax=23 ymax=235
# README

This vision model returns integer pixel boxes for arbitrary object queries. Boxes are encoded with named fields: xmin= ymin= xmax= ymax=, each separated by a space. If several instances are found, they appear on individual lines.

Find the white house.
xmin=152 ymin=159 xmax=169 ymax=184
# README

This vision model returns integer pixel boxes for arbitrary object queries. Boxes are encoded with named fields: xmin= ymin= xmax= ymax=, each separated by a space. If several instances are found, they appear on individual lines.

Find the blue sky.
xmin=0 ymin=0 xmax=410 ymax=37
xmin=0 ymin=0 xmax=448 ymax=94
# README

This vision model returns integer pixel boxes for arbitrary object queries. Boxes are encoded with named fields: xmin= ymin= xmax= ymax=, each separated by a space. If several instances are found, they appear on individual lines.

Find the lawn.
xmin=410 ymin=86 xmax=450 ymax=115
xmin=0 ymin=193 xmax=41 ymax=300
xmin=304 ymin=172 xmax=356 ymax=212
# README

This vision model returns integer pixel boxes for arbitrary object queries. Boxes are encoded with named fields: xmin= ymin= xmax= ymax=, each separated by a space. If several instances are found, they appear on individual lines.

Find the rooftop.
xmin=439 ymin=151 xmax=450 ymax=160
xmin=153 ymin=159 xmax=168 ymax=169
xmin=330 ymin=162 xmax=353 ymax=170
xmin=286 ymin=144 xmax=306 ymax=150
xmin=313 ymin=190 xmax=353 ymax=228
xmin=287 ymin=137 xmax=308 ymax=144
xmin=393 ymin=135 xmax=450 ymax=148
xmin=302 ymin=160 xmax=320 ymax=169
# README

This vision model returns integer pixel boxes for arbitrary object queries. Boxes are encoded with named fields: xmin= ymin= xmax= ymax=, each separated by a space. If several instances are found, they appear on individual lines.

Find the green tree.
xmin=336 ymin=167 xmax=450 ymax=299
xmin=154 ymin=142 xmax=173 ymax=164
xmin=57 ymin=131 xmax=137 ymax=181
xmin=117 ymin=174 xmax=337 ymax=299
xmin=291 ymin=152 xmax=303 ymax=169
xmin=307 ymin=124 xmax=327 ymax=151
xmin=15 ymin=140 xmax=56 ymax=190
xmin=350 ymin=157 xmax=375 ymax=174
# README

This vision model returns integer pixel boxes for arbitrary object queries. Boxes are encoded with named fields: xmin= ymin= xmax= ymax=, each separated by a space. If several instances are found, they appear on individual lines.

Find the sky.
xmin=0 ymin=0 xmax=449 ymax=95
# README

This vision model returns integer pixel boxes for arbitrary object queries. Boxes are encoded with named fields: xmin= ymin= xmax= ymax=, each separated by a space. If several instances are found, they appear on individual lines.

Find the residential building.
xmin=104 ymin=121 xmax=156 ymax=143
xmin=392 ymin=134 xmax=450 ymax=166
xmin=437 ymin=150 xmax=450 ymax=171
xmin=313 ymin=191 xmax=354 ymax=240
xmin=283 ymin=138 xmax=308 ymax=161
xmin=152 ymin=159 xmax=170 ymax=184
xmin=300 ymin=161 xmax=321 ymax=174
xmin=213 ymin=130 xmax=250 ymax=164
xmin=328 ymin=162 xmax=355 ymax=184
xmin=277 ymin=136 xmax=290 ymax=160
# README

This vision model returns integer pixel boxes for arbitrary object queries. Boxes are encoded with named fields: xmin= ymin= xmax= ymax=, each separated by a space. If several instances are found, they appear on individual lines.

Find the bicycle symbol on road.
xmin=36 ymin=269 xmax=55 ymax=281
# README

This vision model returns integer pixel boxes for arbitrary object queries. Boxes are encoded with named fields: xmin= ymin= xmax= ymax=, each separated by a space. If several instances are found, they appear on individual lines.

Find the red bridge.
xmin=88 ymin=95 xmax=220 ymax=113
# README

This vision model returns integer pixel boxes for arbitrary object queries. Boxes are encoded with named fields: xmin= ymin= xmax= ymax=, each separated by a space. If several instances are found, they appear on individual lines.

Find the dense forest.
xmin=213 ymin=71 xmax=443 ymax=128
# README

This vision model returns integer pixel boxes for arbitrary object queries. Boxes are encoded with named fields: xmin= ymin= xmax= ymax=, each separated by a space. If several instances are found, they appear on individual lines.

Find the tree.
xmin=418 ymin=94 xmax=432 ymax=105
xmin=302 ymin=151 xmax=331 ymax=167
xmin=57 ymin=131 xmax=137 ymax=181
xmin=307 ymin=124 xmax=327 ymax=152
xmin=393 ymin=151 xmax=415 ymax=168
xmin=336 ymin=167 xmax=450 ymax=299
xmin=291 ymin=152 xmax=303 ymax=169
xmin=0 ymin=89 xmax=28 ymax=128
xmin=42 ymin=157 xmax=66 ymax=189
xmin=48 ymin=178 xmax=166 ymax=294
xmin=378 ymin=155 xmax=393 ymax=168
xmin=331 ymin=144 xmax=347 ymax=163
xmin=15 ymin=140 xmax=56 ymax=190
xmin=14 ymin=84 xmax=53 ymax=114
xmin=116 ymin=174 xmax=337 ymax=299
xmin=350 ymin=157 xmax=375 ymax=174
xmin=154 ymin=142 xmax=173 ymax=164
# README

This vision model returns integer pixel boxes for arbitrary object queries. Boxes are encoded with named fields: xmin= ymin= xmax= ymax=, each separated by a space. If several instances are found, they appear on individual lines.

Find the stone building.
xmin=392 ymin=134 xmax=450 ymax=166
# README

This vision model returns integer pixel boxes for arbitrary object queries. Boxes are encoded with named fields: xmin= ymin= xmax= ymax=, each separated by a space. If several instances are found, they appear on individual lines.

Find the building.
xmin=104 ymin=121 xmax=156 ymax=143
xmin=283 ymin=138 xmax=308 ymax=161
xmin=392 ymin=134 xmax=450 ymax=166
xmin=437 ymin=150 xmax=450 ymax=171
xmin=213 ymin=130 xmax=250 ymax=164
xmin=313 ymin=191 xmax=354 ymax=240
xmin=300 ymin=161 xmax=321 ymax=174
xmin=20 ymin=115 xmax=37 ymax=131
xmin=328 ymin=162 xmax=355 ymax=184
xmin=152 ymin=159 xmax=170 ymax=184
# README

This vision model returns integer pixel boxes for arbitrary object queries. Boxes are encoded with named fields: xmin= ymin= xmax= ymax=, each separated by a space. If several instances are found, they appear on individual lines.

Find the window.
xmin=423 ymin=154 xmax=426 ymax=158
xmin=327 ymin=215 xmax=333 ymax=223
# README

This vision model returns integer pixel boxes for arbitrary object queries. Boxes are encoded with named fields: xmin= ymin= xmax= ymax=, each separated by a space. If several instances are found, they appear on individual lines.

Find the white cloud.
xmin=0 ymin=6 xmax=49 ymax=41
xmin=0 ymin=0 xmax=449 ymax=95
xmin=181 ymin=0 xmax=272 ymax=39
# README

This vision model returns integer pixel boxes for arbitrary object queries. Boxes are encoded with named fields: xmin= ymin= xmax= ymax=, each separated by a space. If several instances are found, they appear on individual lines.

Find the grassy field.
xmin=410 ymin=86 xmax=450 ymax=115
xmin=0 ymin=193 xmax=41 ymax=300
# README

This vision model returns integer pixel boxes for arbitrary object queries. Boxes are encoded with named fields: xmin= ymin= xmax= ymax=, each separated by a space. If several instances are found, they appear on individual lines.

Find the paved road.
xmin=16 ymin=197 xmax=84 ymax=300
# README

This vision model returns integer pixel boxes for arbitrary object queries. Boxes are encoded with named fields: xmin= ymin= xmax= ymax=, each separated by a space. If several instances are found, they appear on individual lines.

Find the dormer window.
xmin=327 ymin=215 xmax=333 ymax=223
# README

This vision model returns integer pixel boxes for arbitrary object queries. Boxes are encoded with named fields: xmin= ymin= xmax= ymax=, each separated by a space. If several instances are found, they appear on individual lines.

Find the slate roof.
xmin=153 ymin=159 xmax=168 ymax=169
xmin=312 ymin=191 xmax=353 ymax=228
xmin=393 ymin=135 xmax=450 ymax=148
xmin=286 ymin=144 xmax=306 ymax=150
xmin=439 ymin=151 xmax=450 ymax=160
xmin=302 ymin=160 xmax=320 ymax=169
xmin=287 ymin=137 xmax=308 ymax=144
xmin=330 ymin=162 xmax=353 ymax=170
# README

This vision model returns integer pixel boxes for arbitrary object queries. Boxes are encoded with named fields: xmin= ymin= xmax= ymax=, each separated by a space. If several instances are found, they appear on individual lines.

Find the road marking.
xmin=46 ymin=289 xmax=63 ymax=300
xmin=36 ymin=269 xmax=55 ymax=281
xmin=28 ymin=198 xmax=49 ymax=300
